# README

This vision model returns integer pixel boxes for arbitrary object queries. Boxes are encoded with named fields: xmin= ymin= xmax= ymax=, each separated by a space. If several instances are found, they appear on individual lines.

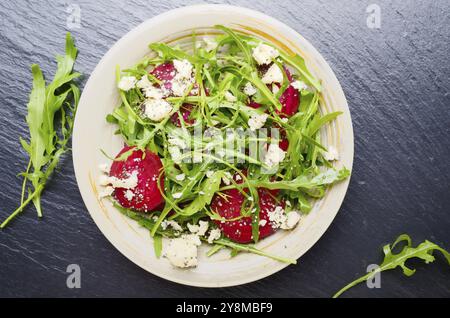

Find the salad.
xmin=98 ymin=25 xmax=350 ymax=268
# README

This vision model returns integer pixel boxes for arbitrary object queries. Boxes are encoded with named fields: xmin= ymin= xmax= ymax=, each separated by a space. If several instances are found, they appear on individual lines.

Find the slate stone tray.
xmin=0 ymin=0 xmax=449 ymax=297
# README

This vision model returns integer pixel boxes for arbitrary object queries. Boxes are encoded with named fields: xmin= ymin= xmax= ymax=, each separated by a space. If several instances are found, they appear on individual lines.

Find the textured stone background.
xmin=0 ymin=0 xmax=449 ymax=297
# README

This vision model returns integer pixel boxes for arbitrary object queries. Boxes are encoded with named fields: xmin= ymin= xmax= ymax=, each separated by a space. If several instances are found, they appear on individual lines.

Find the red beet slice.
xmin=277 ymin=68 xmax=300 ymax=117
xmin=150 ymin=62 xmax=176 ymax=92
xmin=211 ymin=173 xmax=280 ymax=243
xmin=109 ymin=146 xmax=164 ymax=212
xmin=248 ymin=66 xmax=300 ymax=117
xmin=170 ymin=103 xmax=195 ymax=127
xmin=248 ymin=100 xmax=262 ymax=109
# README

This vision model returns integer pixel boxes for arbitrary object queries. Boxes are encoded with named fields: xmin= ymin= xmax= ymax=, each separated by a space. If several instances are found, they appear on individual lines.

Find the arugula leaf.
xmin=178 ymin=171 xmax=224 ymax=216
xmin=153 ymin=234 xmax=163 ymax=258
xmin=1 ymin=33 xmax=80 ymax=228
xmin=214 ymin=238 xmax=296 ymax=264
xmin=246 ymin=168 xmax=350 ymax=193
xmin=279 ymin=51 xmax=322 ymax=91
xmin=333 ymin=234 xmax=450 ymax=298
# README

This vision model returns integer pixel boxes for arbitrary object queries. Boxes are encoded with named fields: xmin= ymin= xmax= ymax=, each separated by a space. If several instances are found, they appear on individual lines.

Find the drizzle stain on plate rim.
xmin=72 ymin=4 xmax=354 ymax=287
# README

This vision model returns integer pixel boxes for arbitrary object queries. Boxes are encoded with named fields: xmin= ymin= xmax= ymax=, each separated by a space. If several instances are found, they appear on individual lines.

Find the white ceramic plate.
xmin=73 ymin=4 xmax=353 ymax=287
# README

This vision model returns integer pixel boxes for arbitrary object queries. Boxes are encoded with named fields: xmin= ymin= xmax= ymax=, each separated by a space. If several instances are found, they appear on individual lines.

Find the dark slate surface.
xmin=0 ymin=0 xmax=449 ymax=298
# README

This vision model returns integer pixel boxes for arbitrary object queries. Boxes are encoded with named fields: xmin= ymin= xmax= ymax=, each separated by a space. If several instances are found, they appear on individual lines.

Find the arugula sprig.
xmin=333 ymin=234 xmax=450 ymax=298
xmin=1 ymin=33 xmax=80 ymax=228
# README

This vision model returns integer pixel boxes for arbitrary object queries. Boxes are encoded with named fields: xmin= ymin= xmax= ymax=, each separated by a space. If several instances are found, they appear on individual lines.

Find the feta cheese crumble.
xmin=143 ymin=98 xmax=173 ymax=121
xmin=118 ymin=76 xmax=137 ymax=91
xmin=100 ymin=171 xmax=139 ymax=189
xmin=124 ymin=189 xmax=135 ymax=201
xmin=264 ymin=144 xmax=286 ymax=168
xmin=164 ymin=234 xmax=201 ymax=268
xmin=262 ymin=64 xmax=283 ymax=84
xmin=252 ymin=43 xmax=280 ymax=65
xmin=175 ymin=173 xmax=186 ymax=181
xmin=171 ymin=59 xmax=195 ymax=97
xmin=206 ymin=170 xmax=215 ymax=178
xmin=207 ymin=228 xmax=221 ymax=244
xmin=259 ymin=219 xmax=268 ymax=227
xmin=268 ymin=206 xmax=302 ymax=230
xmin=187 ymin=220 xmax=209 ymax=236
xmin=323 ymin=145 xmax=340 ymax=161
xmin=222 ymin=171 xmax=233 ymax=186
xmin=281 ymin=211 xmax=302 ymax=230
xmin=161 ymin=220 xmax=183 ymax=232
xmin=172 ymin=192 xmax=183 ymax=199
xmin=98 ymin=186 xmax=114 ymax=199
xmin=173 ymin=59 xmax=193 ymax=79
xmin=143 ymin=85 xmax=165 ymax=99
xmin=136 ymin=75 xmax=153 ymax=89
xmin=243 ymin=82 xmax=257 ymax=96
xmin=224 ymin=91 xmax=237 ymax=102
xmin=248 ymin=113 xmax=269 ymax=131
xmin=291 ymin=80 xmax=309 ymax=91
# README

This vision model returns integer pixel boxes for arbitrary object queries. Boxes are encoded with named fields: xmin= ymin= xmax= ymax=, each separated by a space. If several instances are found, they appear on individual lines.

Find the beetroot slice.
xmin=211 ymin=173 xmax=280 ymax=243
xmin=150 ymin=62 xmax=176 ymax=92
xmin=277 ymin=68 xmax=300 ymax=117
xmin=170 ymin=103 xmax=195 ymax=127
xmin=109 ymin=146 xmax=164 ymax=212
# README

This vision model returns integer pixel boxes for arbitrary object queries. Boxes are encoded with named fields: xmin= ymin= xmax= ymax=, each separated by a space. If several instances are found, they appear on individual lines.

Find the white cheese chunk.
xmin=175 ymin=173 xmax=186 ymax=181
xmin=161 ymin=220 xmax=183 ymax=232
xmin=171 ymin=78 xmax=193 ymax=96
xmin=172 ymin=192 xmax=183 ymax=199
xmin=100 ymin=171 xmax=138 ymax=189
xmin=143 ymin=85 xmax=165 ymax=99
xmin=124 ymin=189 xmax=135 ymax=201
xmin=187 ymin=220 xmax=209 ymax=236
xmin=268 ymin=206 xmax=302 ymax=230
xmin=248 ymin=113 xmax=268 ymax=131
xmin=164 ymin=234 xmax=201 ymax=268
xmin=224 ymin=91 xmax=237 ymax=102
xmin=173 ymin=59 xmax=193 ymax=79
xmin=98 ymin=186 xmax=114 ymax=199
xmin=143 ymin=98 xmax=173 ymax=121
xmin=207 ymin=228 xmax=221 ymax=244
xmin=272 ymin=84 xmax=280 ymax=94
xmin=243 ymin=82 xmax=257 ymax=96
xmin=259 ymin=219 xmax=267 ymax=227
xmin=323 ymin=145 xmax=340 ymax=161
xmin=222 ymin=171 xmax=233 ymax=186
xmin=262 ymin=64 xmax=283 ymax=84
xmin=280 ymin=211 xmax=302 ymax=230
xmin=291 ymin=80 xmax=309 ymax=91
xmin=264 ymin=144 xmax=286 ymax=168
xmin=136 ymin=75 xmax=153 ymax=89
xmin=118 ymin=76 xmax=137 ymax=91
xmin=252 ymin=43 xmax=280 ymax=65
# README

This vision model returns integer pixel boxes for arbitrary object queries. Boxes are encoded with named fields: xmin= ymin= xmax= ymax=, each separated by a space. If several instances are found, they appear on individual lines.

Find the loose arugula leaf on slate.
xmin=333 ymin=234 xmax=450 ymax=298
xmin=1 ymin=33 xmax=80 ymax=228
